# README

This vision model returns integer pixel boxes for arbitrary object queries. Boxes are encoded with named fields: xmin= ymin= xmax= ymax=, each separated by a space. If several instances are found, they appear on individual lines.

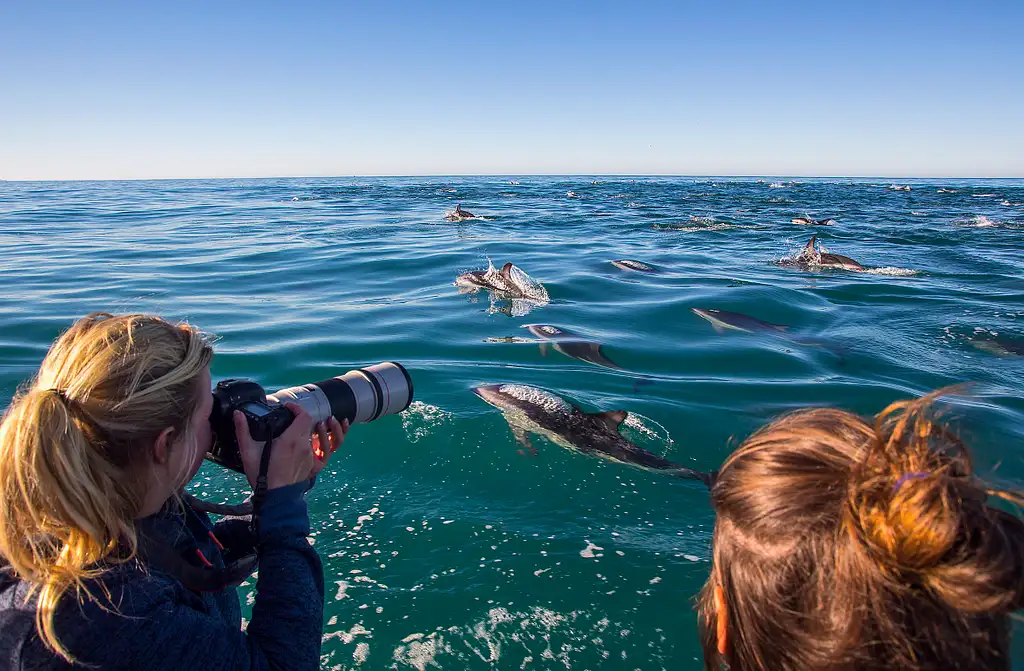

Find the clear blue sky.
xmin=2 ymin=1 xmax=1021 ymax=179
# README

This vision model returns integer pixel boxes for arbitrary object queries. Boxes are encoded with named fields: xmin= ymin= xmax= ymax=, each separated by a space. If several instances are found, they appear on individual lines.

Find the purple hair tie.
xmin=893 ymin=472 xmax=930 ymax=492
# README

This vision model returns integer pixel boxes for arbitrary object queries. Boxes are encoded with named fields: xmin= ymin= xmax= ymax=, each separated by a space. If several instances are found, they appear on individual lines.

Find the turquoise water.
xmin=2 ymin=176 xmax=1023 ymax=669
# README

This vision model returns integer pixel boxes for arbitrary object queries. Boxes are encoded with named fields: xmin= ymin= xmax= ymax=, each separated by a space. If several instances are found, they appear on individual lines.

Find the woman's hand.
xmin=234 ymin=404 xmax=347 ymax=491
xmin=310 ymin=416 xmax=349 ymax=478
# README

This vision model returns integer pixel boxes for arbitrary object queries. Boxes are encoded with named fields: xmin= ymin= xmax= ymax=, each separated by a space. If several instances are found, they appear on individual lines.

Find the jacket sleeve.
xmin=58 ymin=481 xmax=325 ymax=671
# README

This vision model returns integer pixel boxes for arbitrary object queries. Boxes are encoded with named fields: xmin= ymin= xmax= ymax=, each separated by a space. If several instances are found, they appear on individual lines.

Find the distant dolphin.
xmin=781 ymin=236 xmax=865 ymax=271
xmin=611 ymin=259 xmax=657 ymax=272
xmin=971 ymin=336 xmax=1024 ymax=356
xmin=445 ymin=203 xmax=476 ymax=222
xmin=690 ymin=308 xmax=790 ymax=335
xmin=791 ymin=217 xmax=835 ymax=226
xmin=523 ymin=324 xmax=623 ymax=370
xmin=472 ymin=383 xmax=713 ymax=485
xmin=455 ymin=261 xmax=550 ymax=303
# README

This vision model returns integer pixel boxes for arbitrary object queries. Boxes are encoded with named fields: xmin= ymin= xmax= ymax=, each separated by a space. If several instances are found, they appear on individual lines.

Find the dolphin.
xmin=444 ymin=203 xmax=476 ymax=222
xmin=472 ymin=383 xmax=713 ymax=485
xmin=454 ymin=261 xmax=543 ymax=297
xmin=523 ymin=324 xmax=623 ymax=370
xmin=611 ymin=259 xmax=658 ymax=272
xmin=791 ymin=217 xmax=835 ymax=226
xmin=971 ymin=336 xmax=1024 ymax=356
xmin=781 ymin=236 xmax=865 ymax=271
xmin=691 ymin=308 xmax=790 ymax=335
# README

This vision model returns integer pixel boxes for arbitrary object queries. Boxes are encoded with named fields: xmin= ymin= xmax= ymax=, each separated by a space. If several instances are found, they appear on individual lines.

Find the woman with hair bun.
xmin=698 ymin=389 xmax=1024 ymax=670
xmin=0 ymin=313 xmax=348 ymax=670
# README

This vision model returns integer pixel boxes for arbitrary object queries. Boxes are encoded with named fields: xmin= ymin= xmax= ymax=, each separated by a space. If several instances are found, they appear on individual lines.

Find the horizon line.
xmin=4 ymin=172 xmax=1024 ymax=184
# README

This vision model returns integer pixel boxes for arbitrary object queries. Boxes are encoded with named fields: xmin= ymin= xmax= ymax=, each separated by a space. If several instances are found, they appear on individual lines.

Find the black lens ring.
xmin=314 ymin=377 xmax=358 ymax=423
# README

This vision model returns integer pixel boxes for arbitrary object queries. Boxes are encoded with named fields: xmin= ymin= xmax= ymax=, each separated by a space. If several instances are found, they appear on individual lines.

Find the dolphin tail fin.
xmin=665 ymin=468 xmax=717 ymax=489
xmin=590 ymin=410 xmax=628 ymax=433
xmin=585 ymin=343 xmax=623 ymax=370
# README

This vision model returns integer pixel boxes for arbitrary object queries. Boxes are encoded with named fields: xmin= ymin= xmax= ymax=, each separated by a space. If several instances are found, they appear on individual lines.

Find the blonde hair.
xmin=0 ymin=312 xmax=213 ymax=660
xmin=698 ymin=389 xmax=1024 ymax=670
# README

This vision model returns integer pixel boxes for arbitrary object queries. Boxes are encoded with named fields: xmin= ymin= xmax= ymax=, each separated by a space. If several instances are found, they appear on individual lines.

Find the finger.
xmin=234 ymin=411 xmax=259 ymax=477
xmin=315 ymin=421 xmax=330 ymax=461
xmin=328 ymin=417 xmax=346 ymax=454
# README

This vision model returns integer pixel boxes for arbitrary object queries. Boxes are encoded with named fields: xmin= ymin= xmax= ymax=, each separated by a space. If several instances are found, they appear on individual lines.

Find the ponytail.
xmin=0 ymin=313 xmax=213 ymax=660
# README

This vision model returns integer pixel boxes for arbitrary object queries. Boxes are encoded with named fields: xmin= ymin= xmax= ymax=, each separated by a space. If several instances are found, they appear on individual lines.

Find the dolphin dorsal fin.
xmin=500 ymin=263 xmax=514 ymax=282
xmin=591 ymin=410 xmax=628 ymax=433
xmin=805 ymin=235 xmax=817 ymax=252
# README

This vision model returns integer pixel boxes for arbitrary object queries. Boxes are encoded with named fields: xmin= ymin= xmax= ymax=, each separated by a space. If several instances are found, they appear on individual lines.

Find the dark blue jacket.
xmin=0 ymin=482 xmax=324 ymax=670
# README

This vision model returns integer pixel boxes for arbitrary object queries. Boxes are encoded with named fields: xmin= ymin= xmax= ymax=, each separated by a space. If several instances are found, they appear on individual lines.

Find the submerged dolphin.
xmin=455 ymin=261 xmax=549 ymax=303
xmin=971 ymin=336 xmax=1024 ymax=356
xmin=691 ymin=308 xmax=790 ymax=335
xmin=472 ymin=383 xmax=713 ymax=485
xmin=611 ymin=259 xmax=658 ymax=272
xmin=445 ymin=203 xmax=476 ymax=222
xmin=523 ymin=324 xmax=623 ymax=370
xmin=782 ymin=236 xmax=865 ymax=271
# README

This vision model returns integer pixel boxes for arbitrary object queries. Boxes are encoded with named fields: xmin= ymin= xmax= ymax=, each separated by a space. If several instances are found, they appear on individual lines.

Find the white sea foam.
xmin=401 ymin=401 xmax=453 ymax=443
xmin=622 ymin=413 xmax=674 ymax=455
xmin=580 ymin=540 xmax=604 ymax=558
xmin=865 ymin=267 xmax=919 ymax=276
xmin=956 ymin=215 xmax=1010 ymax=228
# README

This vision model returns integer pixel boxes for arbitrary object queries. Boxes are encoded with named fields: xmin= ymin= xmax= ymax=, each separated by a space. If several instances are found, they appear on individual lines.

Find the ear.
xmin=714 ymin=584 xmax=728 ymax=656
xmin=152 ymin=426 xmax=175 ymax=465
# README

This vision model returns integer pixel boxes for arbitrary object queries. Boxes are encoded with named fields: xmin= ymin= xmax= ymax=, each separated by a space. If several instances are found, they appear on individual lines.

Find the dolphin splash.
xmin=781 ymin=236 xmax=866 ymax=271
xmin=444 ymin=203 xmax=477 ymax=222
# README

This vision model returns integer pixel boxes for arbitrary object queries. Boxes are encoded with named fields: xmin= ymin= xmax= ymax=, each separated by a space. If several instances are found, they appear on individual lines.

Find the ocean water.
xmin=1 ymin=176 xmax=1023 ymax=669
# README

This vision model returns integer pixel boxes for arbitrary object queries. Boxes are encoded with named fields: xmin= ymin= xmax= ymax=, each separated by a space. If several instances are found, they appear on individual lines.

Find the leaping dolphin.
xmin=445 ymin=203 xmax=477 ymax=222
xmin=791 ymin=217 xmax=835 ymax=226
xmin=472 ymin=383 xmax=713 ymax=485
xmin=782 ymin=236 xmax=865 ymax=271
xmin=523 ymin=324 xmax=623 ymax=370
xmin=455 ymin=261 xmax=550 ymax=304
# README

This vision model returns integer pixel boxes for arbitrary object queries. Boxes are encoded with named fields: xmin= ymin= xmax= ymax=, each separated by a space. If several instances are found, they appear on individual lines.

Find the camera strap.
xmin=248 ymin=436 xmax=274 ymax=536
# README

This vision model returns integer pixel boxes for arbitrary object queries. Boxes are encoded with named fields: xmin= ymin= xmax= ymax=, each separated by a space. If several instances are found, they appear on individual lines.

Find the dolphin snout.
xmin=472 ymin=384 xmax=504 ymax=405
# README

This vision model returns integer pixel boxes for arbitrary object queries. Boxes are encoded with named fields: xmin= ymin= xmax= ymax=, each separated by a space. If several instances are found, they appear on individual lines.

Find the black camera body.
xmin=209 ymin=379 xmax=296 ymax=473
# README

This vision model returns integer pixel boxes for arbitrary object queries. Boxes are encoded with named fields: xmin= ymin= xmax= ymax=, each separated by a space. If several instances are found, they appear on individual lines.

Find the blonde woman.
xmin=0 ymin=313 xmax=347 ymax=670
xmin=699 ymin=391 xmax=1024 ymax=670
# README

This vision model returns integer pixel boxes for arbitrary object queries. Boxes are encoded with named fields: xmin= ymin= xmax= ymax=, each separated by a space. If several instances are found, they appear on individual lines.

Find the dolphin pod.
xmin=473 ymin=383 xmax=714 ymax=486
